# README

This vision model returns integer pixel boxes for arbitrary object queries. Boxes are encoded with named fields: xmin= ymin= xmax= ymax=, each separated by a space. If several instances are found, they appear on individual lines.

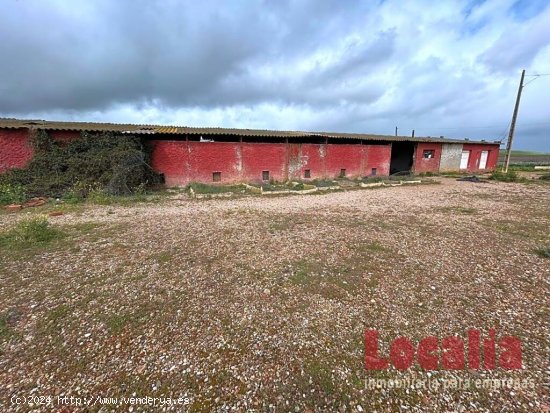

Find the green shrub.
xmin=0 ymin=183 xmax=26 ymax=205
xmin=260 ymin=183 xmax=278 ymax=192
xmin=0 ymin=130 xmax=161 ymax=199
xmin=311 ymin=179 xmax=337 ymax=188
xmin=489 ymin=170 xmax=524 ymax=182
xmin=0 ymin=216 xmax=64 ymax=248
xmin=362 ymin=176 xmax=383 ymax=183
xmin=86 ymin=189 xmax=115 ymax=205
xmin=261 ymin=182 xmax=293 ymax=192
xmin=62 ymin=191 xmax=85 ymax=204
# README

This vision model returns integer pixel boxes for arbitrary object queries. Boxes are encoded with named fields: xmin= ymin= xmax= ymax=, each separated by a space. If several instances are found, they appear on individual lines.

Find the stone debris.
xmin=4 ymin=204 xmax=23 ymax=212
xmin=23 ymin=197 xmax=48 ymax=208
xmin=4 ymin=197 xmax=48 ymax=212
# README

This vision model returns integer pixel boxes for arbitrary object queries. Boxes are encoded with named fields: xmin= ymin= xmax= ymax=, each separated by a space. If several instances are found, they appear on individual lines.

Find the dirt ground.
xmin=0 ymin=178 xmax=549 ymax=412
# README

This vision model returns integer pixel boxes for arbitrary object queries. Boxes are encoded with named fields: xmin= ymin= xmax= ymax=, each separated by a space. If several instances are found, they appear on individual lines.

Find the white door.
xmin=479 ymin=151 xmax=488 ymax=169
xmin=460 ymin=151 xmax=470 ymax=170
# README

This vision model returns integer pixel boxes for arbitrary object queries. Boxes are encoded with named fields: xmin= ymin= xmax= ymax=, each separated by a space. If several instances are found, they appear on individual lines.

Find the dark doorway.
xmin=390 ymin=142 xmax=415 ymax=174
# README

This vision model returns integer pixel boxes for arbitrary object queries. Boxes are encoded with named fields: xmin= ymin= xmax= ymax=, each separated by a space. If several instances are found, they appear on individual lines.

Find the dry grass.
xmin=0 ymin=178 xmax=548 ymax=412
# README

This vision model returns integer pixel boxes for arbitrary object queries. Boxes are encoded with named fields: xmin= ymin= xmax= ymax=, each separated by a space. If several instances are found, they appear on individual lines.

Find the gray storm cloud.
xmin=0 ymin=0 xmax=380 ymax=111
xmin=0 ymin=0 xmax=549 ymax=151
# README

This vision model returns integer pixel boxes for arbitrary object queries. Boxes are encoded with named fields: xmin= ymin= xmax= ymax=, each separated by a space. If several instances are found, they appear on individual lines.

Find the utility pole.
xmin=412 ymin=129 xmax=415 ymax=138
xmin=503 ymin=69 xmax=526 ymax=173
xmin=395 ymin=126 xmax=398 ymax=136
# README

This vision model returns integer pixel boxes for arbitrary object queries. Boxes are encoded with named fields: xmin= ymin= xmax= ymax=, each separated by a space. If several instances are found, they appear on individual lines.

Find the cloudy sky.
xmin=1 ymin=0 xmax=549 ymax=151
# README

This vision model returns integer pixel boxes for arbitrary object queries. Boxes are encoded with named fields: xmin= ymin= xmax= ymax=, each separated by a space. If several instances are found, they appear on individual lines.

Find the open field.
xmin=0 ymin=178 xmax=549 ymax=412
xmin=498 ymin=150 xmax=550 ymax=165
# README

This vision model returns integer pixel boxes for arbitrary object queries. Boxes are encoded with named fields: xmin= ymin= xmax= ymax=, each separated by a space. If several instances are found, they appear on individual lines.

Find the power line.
xmin=482 ymin=72 xmax=548 ymax=143
xmin=497 ymin=120 xmax=512 ymax=144
xmin=523 ymin=77 xmax=540 ymax=87
xmin=523 ymin=72 xmax=550 ymax=87
xmin=397 ymin=70 xmax=550 ymax=143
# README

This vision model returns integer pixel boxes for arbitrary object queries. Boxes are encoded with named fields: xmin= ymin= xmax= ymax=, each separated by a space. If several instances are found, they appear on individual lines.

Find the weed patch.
xmin=105 ymin=313 xmax=135 ymax=334
xmin=311 ymin=179 xmax=338 ymax=187
xmin=0 ymin=216 xmax=65 ymax=249
xmin=46 ymin=304 xmax=71 ymax=324
xmin=288 ymin=260 xmax=316 ymax=285
xmin=69 ymin=222 xmax=101 ymax=234
xmin=534 ymin=246 xmax=550 ymax=259
xmin=261 ymin=182 xmax=316 ymax=192
xmin=304 ymin=360 xmax=335 ymax=394
xmin=260 ymin=183 xmax=286 ymax=192
xmin=0 ymin=183 xmax=26 ymax=206
xmin=103 ymin=305 xmax=158 ymax=335
xmin=285 ymin=259 xmax=364 ymax=299
xmin=0 ymin=313 xmax=14 ymax=342
xmin=487 ymin=219 xmax=548 ymax=241
xmin=150 ymin=251 xmax=173 ymax=264
xmin=489 ymin=170 xmax=526 ymax=183
xmin=437 ymin=206 xmax=477 ymax=215
xmin=86 ymin=190 xmax=164 ymax=205
xmin=187 ymin=182 xmax=247 ymax=194
xmin=358 ymin=242 xmax=388 ymax=253
xmin=269 ymin=221 xmax=292 ymax=232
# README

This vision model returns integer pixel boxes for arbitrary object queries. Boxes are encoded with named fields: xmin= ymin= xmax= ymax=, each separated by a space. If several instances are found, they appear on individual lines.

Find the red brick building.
xmin=0 ymin=119 xmax=500 ymax=186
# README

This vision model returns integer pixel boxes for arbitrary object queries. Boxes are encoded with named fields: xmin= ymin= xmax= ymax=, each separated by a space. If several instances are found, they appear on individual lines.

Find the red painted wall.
xmin=241 ymin=143 xmax=287 ymax=182
xmin=286 ymin=143 xmax=392 ymax=180
xmin=325 ymin=144 xmax=363 ymax=178
xmin=414 ymin=143 xmax=442 ymax=173
xmin=287 ymin=144 xmax=302 ymax=180
xmin=150 ymin=141 xmax=189 ymax=186
xmin=0 ymin=129 xmax=33 ymax=173
xmin=294 ymin=144 xmax=326 ymax=180
xmin=149 ymin=140 xmax=392 ymax=185
xmin=187 ymin=142 xmax=241 ymax=183
xmin=463 ymin=143 xmax=499 ymax=172
xmin=365 ymin=145 xmax=391 ymax=176
xmin=151 ymin=141 xmax=288 ymax=185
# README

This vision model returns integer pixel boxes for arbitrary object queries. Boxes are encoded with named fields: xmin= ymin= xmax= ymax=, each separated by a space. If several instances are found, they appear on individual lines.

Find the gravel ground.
xmin=0 ymin=178 xmax=549 ymax=412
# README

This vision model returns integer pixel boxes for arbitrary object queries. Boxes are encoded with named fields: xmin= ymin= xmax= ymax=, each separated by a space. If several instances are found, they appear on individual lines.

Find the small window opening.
xmin=339 ymin=169 xmax=346 ymax=178
xmin=371 ymin=168 xmax=377 ymax=176
xmin=262 ymin=170 xmax=270 ymax=181
xmin=212 ymin=172 xmax=221 ymax=182
xmin=423 ymin=150 xmax=435 ymax=159
xmin=304 ymin=169 xmax=311 ymax=178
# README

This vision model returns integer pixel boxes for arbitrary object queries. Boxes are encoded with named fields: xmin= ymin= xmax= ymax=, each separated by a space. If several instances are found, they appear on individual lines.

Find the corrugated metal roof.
xmin=0 ymin=118 xmax=500 ymax=145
